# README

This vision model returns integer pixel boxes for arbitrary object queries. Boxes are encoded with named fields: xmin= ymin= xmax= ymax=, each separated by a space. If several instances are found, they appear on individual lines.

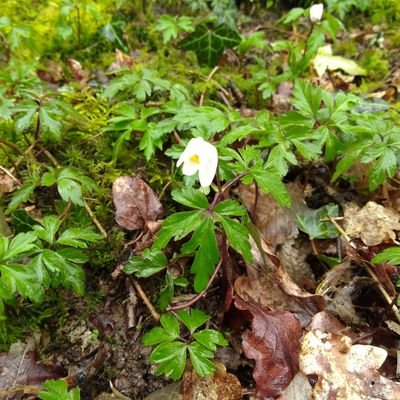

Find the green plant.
xmin=0 ymin=215 xmax=101 ymax=328
xmin=143 ymin=309 xmax=228 ymax=379
xmin=38 ymin=379 xmax=80 ymax=400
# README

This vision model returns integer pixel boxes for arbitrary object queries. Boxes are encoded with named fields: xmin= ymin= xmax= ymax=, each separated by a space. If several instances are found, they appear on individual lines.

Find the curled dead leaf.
xmin=300 ymin=329 xmax=400 ymax=399
xmin=112 ymin=176 xmax=163 ymax=231
xmin=235 ymin=297 xmax=303 ymax=399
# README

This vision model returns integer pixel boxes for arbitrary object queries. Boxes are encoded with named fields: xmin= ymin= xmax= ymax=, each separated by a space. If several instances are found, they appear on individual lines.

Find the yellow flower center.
xmin=190 ymin=154 xmax=200 ymax=164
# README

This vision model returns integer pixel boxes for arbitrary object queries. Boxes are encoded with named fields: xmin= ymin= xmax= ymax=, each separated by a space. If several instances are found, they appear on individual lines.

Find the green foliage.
xmin=155 ymin=15 xmax=194 ymax=43
xmin=0 ymin=216 xmax=102 ymax=328
xmin=326 ymin=0 xmax=369 ymax=19
xmin=38 ymin=379 xmax=80 ymax=400
xmin=372 ymin=248 xmax=400 ymax=265
xmin=143 ymin=310 xmax=227 ymax=380
xmin=297 ymin=204 xmax=340 ymax=239
xmin=180 ymin=23 xmax=241 ymax=67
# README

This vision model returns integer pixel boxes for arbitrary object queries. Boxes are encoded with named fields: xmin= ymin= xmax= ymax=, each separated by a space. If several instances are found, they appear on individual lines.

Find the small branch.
xmin=0 ymin=165 xmax=21 ymax=187
xmin=130 ymin=277 xmax=160 ymax=321
xmin=84 ymin=201 xmax=107 ymax=238
xmin=199 ymin=66 xmax=220 ymax=106
xmin=168 ymin=259 xmax=223 ymax=311
xmin=126 ymin=278 xmax=138 ymax=330
xmin=252 ymin=182 xmax=259 ymax=220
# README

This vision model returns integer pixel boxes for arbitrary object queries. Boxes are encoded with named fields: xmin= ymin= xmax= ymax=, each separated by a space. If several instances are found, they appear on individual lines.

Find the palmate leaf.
xmin=181 ymin=218 xmax=219 ymax=292
xmin=180 ymin=23 xmax=241 ymax=67
xmin=38 ymin=379 xmax=80 ymax=400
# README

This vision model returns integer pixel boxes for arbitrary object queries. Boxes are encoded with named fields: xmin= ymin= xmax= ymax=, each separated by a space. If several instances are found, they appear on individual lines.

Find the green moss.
xmin=371 ymin=0 xmax=400 ymax=24
xmin=361 ymin=50 xmax=389 ymax=81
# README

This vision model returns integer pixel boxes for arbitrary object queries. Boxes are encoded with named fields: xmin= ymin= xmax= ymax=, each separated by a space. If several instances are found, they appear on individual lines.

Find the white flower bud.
xmin=310 ymin=3 xmax=324 ymax=23
xmin=177 ymin=137 xmax=218 ymax=187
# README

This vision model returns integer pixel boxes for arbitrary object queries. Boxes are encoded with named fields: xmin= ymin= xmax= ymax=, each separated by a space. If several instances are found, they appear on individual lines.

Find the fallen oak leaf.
xmin=300 ymin=329 xmax=400 ymax=400
xmin=234 ymin=296 xmax=303 ymax=399
xmin=112 ymin=176 xmax=163 ymax=231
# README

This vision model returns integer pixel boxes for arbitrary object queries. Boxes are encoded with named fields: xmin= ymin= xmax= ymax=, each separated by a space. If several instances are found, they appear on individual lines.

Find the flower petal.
xmin=198 ymin=142 xmax=218 ymax=187
xmin=182 ymin=159 xmax=199 ymax=176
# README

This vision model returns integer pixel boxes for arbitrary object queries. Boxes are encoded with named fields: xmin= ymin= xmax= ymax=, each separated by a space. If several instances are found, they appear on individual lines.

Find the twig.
xmin=199 ymin=66 xmax=220 ymax=106
xmin=130 ymin=277 xmax=160 ymax=321
xmin=84 ymin=201 xmax=107 ymax=238
xmin=0 ymin=165 xmax=21 ymax=186
xmin=168 ymin=259 xmax=223 ymax=311
xmin=126 ymin=278 xmax=138 ymax=330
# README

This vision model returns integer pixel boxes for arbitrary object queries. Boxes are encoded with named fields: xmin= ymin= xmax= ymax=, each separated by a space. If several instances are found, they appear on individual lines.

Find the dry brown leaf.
xmin=235 ymin=297 xmax=303 ymax=399
xmin=0 ymin=339 xmax=66 ymax=391
xmin=237 ymin=236 xmax=324 ymax=326
xmin=112 ymin=176 xmax=163 ymax=231
xmin=109 ymin=49 xmax=135 ymax=71
xmin=181 ymin=362 xmax=242 ymax=400
xmin=343 ymin=201 xmax=400 ymax=246
xmin=236 ymin=183 xmax=307 ymax=249
xmin=0 ymin=171 xmax=17 ymax=193
xmin=300 ymin=329 xmax=400 ymax=400
xmin=277 ymin=372 xmax=312 ymax=400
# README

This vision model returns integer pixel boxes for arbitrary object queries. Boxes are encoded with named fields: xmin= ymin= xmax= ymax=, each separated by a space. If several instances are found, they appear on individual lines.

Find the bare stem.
xmin=168 ymin=259 xmax=223 ymax=311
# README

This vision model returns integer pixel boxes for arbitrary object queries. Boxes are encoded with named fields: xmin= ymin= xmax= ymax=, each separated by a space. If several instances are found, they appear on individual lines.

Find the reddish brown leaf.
xmin=0 ymin=341 xmax=66 ymax=390
xmin=112 ymin=176 xmax=163 ymax=231
xmin=235 ymin=297 xmax=303 ymax=399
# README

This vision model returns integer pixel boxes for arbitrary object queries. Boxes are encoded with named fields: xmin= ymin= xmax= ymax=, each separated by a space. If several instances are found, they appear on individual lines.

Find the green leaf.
xmin=6 ymin=181 xmax=37 ymax=214
xmin=29 ymin=254 xmax=51 ymax=287
xmin=213 ymin=199 xmax=247 ymax=217
xmin=153 ymin=211 xmax=203 ymax=250
xmin=180 ymin=23 xmax=241 ymax=67
xmin=218 ymin=216 xmax=252 ymax=262
xmin=14 ymin=101 xmax=36 ymax=133
xmin=124 ymin=248 xmax=168 ymax=277
xmin=57 ymin=179 xmax=84 ymax=206
xmin=281 ymin=7 xmax=305 ymax=24
xmin=291 ymin=80 xmax=321 ymax=118
xmin=193 ymin=329 xmax=228 ymax=351
xmin=0 ymin=263 xmax=45 ymax=303
xmin=297 ymin=204 xmax=340 ymax=239
xmin=38 ymin=379 xmax=80 ymax=400
xmin=368 ymin=148 xmax=397 ymax=191
xmin=372 ymin=247 xmax=400 ymax=265
xmin=150 ymin=341 xmax=187 ymax=380
xmin=171 ymin=188 xmax=209 ymax=209
xmin=3 ymin=232 xmax=37 ymax=261
xmin=57 ymin=248 xmax=88 ymax=264
xmin=62 ymin=261 xmax=85 ymax=296
xmin=251 ymin=167 xmax=292 ymax=207
xmin=11 ymin=210 xmax=38 ymax=233
xmin=57 ymin=227 xmax=102 ymax=248
xmin=39 ymin=106 xmax=62 ymax=140
xmin=143 ymin=313 xmax=180 ymax=345
xmin=188 ymin=341 xmax=215 ymax=377
xmin=33 ymin=216 xmax=61 ymax=244
xmin=177 ymin=308 xmax=209 ymax=334
xmin=181 ymin=218 xmax=219 ymax=292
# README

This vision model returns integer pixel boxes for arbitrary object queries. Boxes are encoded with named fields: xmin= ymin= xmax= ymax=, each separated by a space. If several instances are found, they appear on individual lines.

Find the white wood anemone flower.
xmin=177 ymin=137 xmax=218 ymax=187
xmin=310 ymin=3 xmax=324 ymax=22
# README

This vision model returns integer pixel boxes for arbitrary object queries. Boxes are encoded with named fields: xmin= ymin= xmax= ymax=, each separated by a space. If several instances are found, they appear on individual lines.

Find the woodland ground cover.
xmin=1 ymin=0 xmax=400 ymax=399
